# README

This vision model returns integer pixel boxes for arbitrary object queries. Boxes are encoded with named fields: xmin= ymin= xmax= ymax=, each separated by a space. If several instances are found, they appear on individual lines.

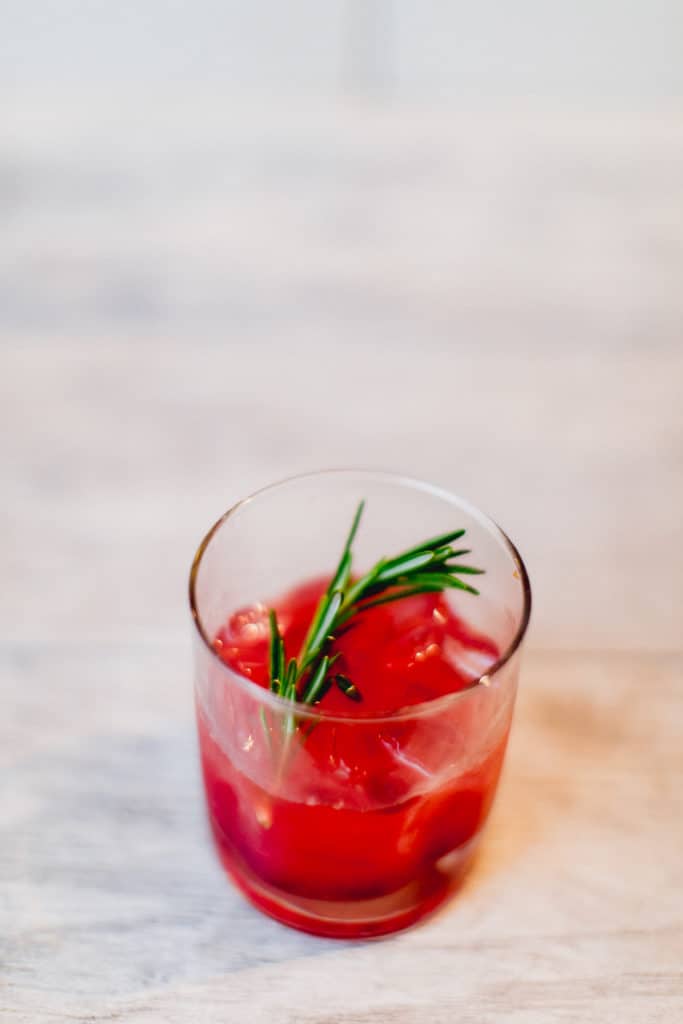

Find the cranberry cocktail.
xmin=190 ymin=473 xmax=530 ymax=937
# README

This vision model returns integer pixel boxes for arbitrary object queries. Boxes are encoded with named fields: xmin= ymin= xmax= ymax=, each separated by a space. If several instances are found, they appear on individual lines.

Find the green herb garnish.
xmin=267 ymin=501 xmax=483 ymax=708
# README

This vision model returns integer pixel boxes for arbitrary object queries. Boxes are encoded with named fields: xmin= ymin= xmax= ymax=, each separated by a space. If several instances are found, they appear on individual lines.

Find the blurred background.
xmin=3 ymin=5 xmax=683 ymax=1017
xmin=2 ymin=0 xmax=682 ymax=654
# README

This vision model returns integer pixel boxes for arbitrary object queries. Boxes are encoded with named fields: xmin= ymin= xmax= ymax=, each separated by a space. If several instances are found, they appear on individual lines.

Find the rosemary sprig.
xmin=267 ymin=501 xmax=483 ymax=708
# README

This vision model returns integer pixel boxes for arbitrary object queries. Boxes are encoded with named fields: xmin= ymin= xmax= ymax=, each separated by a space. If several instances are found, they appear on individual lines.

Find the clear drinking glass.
xmin=189 ymin=470 xmax=531 ymax=937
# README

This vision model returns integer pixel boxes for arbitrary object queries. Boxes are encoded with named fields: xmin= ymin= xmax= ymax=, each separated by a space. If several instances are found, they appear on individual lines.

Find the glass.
xmin=189 ymin=470 xmax=531 ymax=937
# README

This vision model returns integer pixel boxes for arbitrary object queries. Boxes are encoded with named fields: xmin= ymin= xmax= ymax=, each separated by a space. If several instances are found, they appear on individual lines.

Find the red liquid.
xmin=197 ymin=579 xmax=509 ymax=936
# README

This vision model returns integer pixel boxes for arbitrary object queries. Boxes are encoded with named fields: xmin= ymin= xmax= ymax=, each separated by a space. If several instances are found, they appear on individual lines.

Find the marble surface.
xmin=3 ymin=649 xmax=682 ymax=1022
xmin=2 ymin=93 xmax=683 ymax=1022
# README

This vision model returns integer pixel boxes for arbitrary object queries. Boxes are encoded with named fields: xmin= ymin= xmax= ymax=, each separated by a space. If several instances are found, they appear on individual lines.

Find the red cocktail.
xmin=190 ymin=472 xmax=530 ymax=937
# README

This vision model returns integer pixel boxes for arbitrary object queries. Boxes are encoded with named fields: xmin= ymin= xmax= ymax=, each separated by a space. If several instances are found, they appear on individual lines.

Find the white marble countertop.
xmin=2 ymin=91 xmax=682 ymax=1021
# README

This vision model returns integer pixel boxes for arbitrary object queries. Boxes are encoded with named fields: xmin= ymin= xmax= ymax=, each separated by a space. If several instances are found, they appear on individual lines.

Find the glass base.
xmin=208 ymin=815 xmax=479 ymax=938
